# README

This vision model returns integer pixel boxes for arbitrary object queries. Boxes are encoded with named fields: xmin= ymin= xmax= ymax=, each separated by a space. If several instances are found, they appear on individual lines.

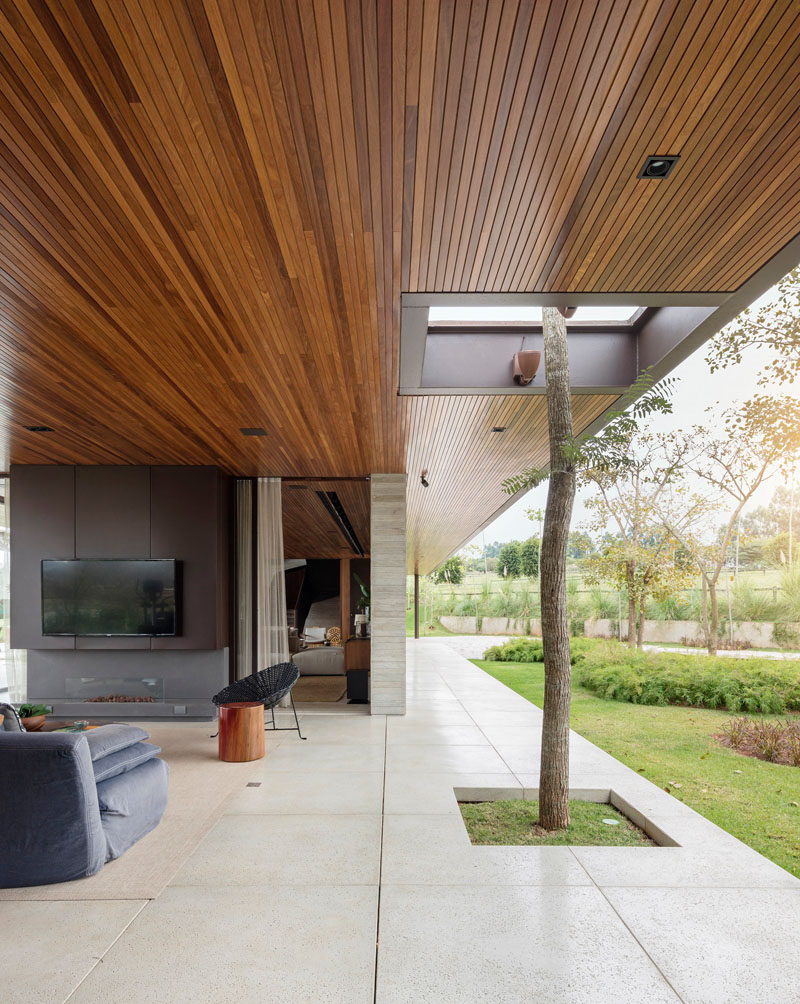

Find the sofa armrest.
xmin=0 ymin=733 xmax=106 ymax=887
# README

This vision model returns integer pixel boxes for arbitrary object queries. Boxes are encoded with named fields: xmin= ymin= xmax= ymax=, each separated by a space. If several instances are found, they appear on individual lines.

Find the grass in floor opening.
xmin=459 ymin=798 xmax=655 ymax=846
xmin=474 ymin=658 xmax=800 ymax=877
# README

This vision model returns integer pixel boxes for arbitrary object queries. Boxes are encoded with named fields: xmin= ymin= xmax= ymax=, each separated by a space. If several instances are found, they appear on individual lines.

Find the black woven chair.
xmin=212 ymin=662 xmax=306 ymax=739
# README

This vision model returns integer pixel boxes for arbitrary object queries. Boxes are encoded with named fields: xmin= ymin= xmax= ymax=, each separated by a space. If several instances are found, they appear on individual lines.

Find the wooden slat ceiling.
xmin=406 ymin=394 xmax=616 ymax=572
xmin=282 ymin=479 xmax=370 ymax=559
xmin=0 ymin=2 xmax=799 ymax=572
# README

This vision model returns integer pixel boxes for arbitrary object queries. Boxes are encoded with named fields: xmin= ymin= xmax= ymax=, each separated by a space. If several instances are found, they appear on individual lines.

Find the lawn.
xmin=474 ymin=659 xmax=800 ymax=878
xmin=405 ymin=606 xmax=455 ymax=637
xmin=460 ymin=798 xmax=654 ymax=847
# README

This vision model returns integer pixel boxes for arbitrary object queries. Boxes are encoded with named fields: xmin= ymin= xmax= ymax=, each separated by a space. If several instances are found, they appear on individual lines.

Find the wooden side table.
xmin=218 ymin=702 xmax=265 ymax=762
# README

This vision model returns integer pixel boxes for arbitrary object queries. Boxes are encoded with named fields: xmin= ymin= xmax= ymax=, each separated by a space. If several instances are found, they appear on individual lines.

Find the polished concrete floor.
xmin=4 ymin=638 xmax=799 ymax=1003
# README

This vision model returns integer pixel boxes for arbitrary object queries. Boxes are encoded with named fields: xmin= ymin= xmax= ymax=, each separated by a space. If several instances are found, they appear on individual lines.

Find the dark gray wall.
xmin=11 ymin=464 xmax=229 ymax=651
xmin=10 ymin=465 xmax=231 ymax=711
xmin=27 ymin=649 xmax=227 ymax=702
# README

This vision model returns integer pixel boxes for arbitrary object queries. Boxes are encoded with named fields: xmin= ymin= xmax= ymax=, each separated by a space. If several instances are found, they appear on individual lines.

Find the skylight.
xmin=428 ymin=305 xmax=641 ymax=325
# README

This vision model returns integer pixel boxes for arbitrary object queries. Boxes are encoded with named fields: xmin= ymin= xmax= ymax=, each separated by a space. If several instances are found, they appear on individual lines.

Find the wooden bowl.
xmin=21 ymin=715 xmax=46 ymax=732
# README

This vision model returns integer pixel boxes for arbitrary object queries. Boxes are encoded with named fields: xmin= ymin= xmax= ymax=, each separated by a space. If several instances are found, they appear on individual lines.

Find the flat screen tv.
xmin=41 ymin=559 xmax=179 ymax=637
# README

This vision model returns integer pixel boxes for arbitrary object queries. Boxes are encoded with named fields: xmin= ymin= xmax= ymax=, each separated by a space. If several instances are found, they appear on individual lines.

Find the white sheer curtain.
xmin=256 ymin=478 xmax=288 ymax=670
xmin=234 ymin=480 xmax=253 ymax=680
xmin=0 ymin=477 xmax=26 ymax=702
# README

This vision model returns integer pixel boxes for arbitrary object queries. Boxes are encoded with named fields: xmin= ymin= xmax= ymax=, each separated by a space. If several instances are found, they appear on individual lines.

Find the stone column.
xmin=370 ymin=474 xmax=407 ymax=715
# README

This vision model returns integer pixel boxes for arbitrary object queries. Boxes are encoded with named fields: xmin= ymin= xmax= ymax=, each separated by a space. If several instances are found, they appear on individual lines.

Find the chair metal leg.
xmin=290 ymin=692 xmax=306 ymax=740
xmin=262 ymin=693 xmax=305 ymax=739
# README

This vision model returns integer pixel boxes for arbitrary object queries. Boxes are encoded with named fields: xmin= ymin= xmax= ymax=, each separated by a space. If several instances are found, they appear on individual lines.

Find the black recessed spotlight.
xmin=491 ymin=426 xmax=507 ymax=433
xmin=23 ymin=425 xmax=53 ymax=432
xmin=420 ymin=469 xmax=430 ymax=488
xmin=638 ymin=155 xmax=679 ymax=179
xmin=240 ymin=427 xmax=267 ymax=436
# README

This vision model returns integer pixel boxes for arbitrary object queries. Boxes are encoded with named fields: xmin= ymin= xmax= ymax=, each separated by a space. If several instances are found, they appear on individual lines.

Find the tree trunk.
xmin=709 ymin=582 xmax=719 ymax=656
xmin=700 ymin=576 xmax=711 ymax=651
xmin=626 ymin=562 xmax=636 ymax=648
xmin=637 ymin=597 xmax=646 ymax=648
xmin=538 ymin=307 xmax=576 ymax=832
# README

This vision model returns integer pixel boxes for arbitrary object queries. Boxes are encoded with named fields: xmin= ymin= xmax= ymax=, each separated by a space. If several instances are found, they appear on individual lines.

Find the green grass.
xmin=473 ymin=659 xmax=800 ymax=878
xmin=404 ymin=607 xmax=455 ymax=637
xmin=460 ymin=798 xmax=654 ymax=846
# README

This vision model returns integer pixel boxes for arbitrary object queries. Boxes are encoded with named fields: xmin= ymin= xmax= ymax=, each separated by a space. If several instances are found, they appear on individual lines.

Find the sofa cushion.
xmin=96 ymin=756 xmax=168 ymax=816
xmin=85 ymin=724 xmax=150 ymax=762
xmin=98 ymin=757 xmax=170 ymax=861
xmin=92 ymin=740 xmax=162 ymax=783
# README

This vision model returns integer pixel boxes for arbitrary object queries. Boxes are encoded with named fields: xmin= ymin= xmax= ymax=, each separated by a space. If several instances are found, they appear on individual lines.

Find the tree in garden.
xmin=655 ymin=397 xmax=800 ymax=655
xmin=566 ymin=530 xmax=595 ymax=560
xmin=431 ymin=555 xmax=465 ymax=585
xmin=519 ymin=536 xmax=540 ymax=578
xmin=706 ymin=265 xmax=800 ymax=386
xmin=504 ymin=353 xmax=675 ymax=830
xmin=580 ymin=433 xmax=692 ymax=648
xmin=497 ymin=540 xmax=522 ymax=578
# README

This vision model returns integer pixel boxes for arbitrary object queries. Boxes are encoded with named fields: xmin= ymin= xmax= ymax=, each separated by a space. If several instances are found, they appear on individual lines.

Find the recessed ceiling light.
xmin=240 ymin=427 xmax=267 ymax=436
xmin=23 ymin=425 xmax=53 ymax=432
xmin=491 ymin=426 xmax=507 ymax=433
xmin=638 ymin=155 xmax=679 ymax=179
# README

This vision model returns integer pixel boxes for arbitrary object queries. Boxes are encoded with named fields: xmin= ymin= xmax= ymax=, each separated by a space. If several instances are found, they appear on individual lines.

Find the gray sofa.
xmin=0 ymin=723 xmax=169 ymax=888
xmin=292 ymin=645 xmax=345 ymax=676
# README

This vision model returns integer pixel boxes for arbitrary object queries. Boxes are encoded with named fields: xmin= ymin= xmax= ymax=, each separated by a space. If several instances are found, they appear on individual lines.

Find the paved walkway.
xmin=7 ymin=639 xmax=799 ymax=1002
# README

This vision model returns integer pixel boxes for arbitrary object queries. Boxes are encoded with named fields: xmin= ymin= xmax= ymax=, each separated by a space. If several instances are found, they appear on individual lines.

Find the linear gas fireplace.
xmin=66 ymin=677 xmax=165 ymax=704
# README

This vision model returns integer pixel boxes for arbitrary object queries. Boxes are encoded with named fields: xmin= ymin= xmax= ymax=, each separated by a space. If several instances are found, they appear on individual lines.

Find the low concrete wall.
xmin=440 ymin=615 xmax=795 ymax=648
xmin=440 ymin=616 xmax=542 ymax=636
xmin=584 ymin=618 xmax=793 ymax=648
xmin=440 ymin=616 xmax=477 ymax=634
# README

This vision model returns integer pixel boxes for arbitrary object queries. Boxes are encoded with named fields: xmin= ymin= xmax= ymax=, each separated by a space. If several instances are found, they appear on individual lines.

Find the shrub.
xmin=718 ymin=716 xmax=800 ymax=766
xmin=482 ymin=636 xmax=596 ymax=665
xmin=574 ymin=642 xmax=800 ymax=714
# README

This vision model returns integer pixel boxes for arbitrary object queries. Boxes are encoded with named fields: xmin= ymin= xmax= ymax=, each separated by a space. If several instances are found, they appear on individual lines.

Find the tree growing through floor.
xmin=503 ymin=348 xmax=675 ymax=830
xmin=654 ymin=397 xmax=800 ymax=655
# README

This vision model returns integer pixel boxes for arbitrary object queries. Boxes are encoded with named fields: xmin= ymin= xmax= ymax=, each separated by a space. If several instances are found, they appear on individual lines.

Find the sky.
xmin=466 ymin=285 xmax=797 ymax=550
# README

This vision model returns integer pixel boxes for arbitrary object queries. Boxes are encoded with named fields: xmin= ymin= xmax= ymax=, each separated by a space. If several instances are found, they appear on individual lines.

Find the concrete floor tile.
xmin=383 ymin=772 xmax=521 ymax=814
xmin=604 ymin=887 xmax=800 ymax=1003
xmin=386 ymin=743 xmax=510 ymax=773
xmin=170 ymin=813 xmax=382 ymax=887
xmin=2 ymin=900 xmax=146 ymax=1003
xmin=69 ymin=885 xmax=377 ymax=1004
xmin=385 ymin=722 xmax=490 ymax=745
xmin=381 ymin=815 xmax=591 ymax=886
xmin=291 ymin=715 xmax=387 ymax=744
xmin=376 ymin=885 xmax=679 ymax=1003
xmin=256 ymin=741 xmax=385 ymax=772
xmin=225 ymin=770 xmax=384 ymax=815
xmin=572 ymin=846 xmax=800 ymax=889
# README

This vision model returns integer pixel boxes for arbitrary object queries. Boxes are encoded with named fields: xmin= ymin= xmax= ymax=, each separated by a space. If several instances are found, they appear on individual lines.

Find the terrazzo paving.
xmin=4 ymin=638 xmax=798 ymax=1003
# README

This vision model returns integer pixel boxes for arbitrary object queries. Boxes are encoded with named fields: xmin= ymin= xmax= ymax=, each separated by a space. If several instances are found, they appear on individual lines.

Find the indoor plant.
xmin=17 ymin=703 xmax=51 ymax=731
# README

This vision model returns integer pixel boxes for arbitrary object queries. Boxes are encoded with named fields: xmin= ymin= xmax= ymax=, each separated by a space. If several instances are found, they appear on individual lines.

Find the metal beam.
xmin=414 ymin=573 xmax=419 ymax=639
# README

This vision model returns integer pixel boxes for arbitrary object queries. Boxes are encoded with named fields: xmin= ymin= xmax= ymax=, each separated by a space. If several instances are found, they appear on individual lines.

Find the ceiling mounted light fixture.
xmin=23 ymin=425 xmax=53 ymax=432
xmin=491 ymin=426 xmax=507 ymax=433
xmin=638 ymin=155 xmax=679 ymax=179
xmin=240 ymin=427 xmax=267 ymax=436
xmin=420 ymin=469 xmax=430 ymax=488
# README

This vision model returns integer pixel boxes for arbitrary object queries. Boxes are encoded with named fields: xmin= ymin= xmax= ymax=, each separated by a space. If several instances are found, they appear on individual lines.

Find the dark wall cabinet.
xmin=10 ymin=465 xmax=229 ymax=651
